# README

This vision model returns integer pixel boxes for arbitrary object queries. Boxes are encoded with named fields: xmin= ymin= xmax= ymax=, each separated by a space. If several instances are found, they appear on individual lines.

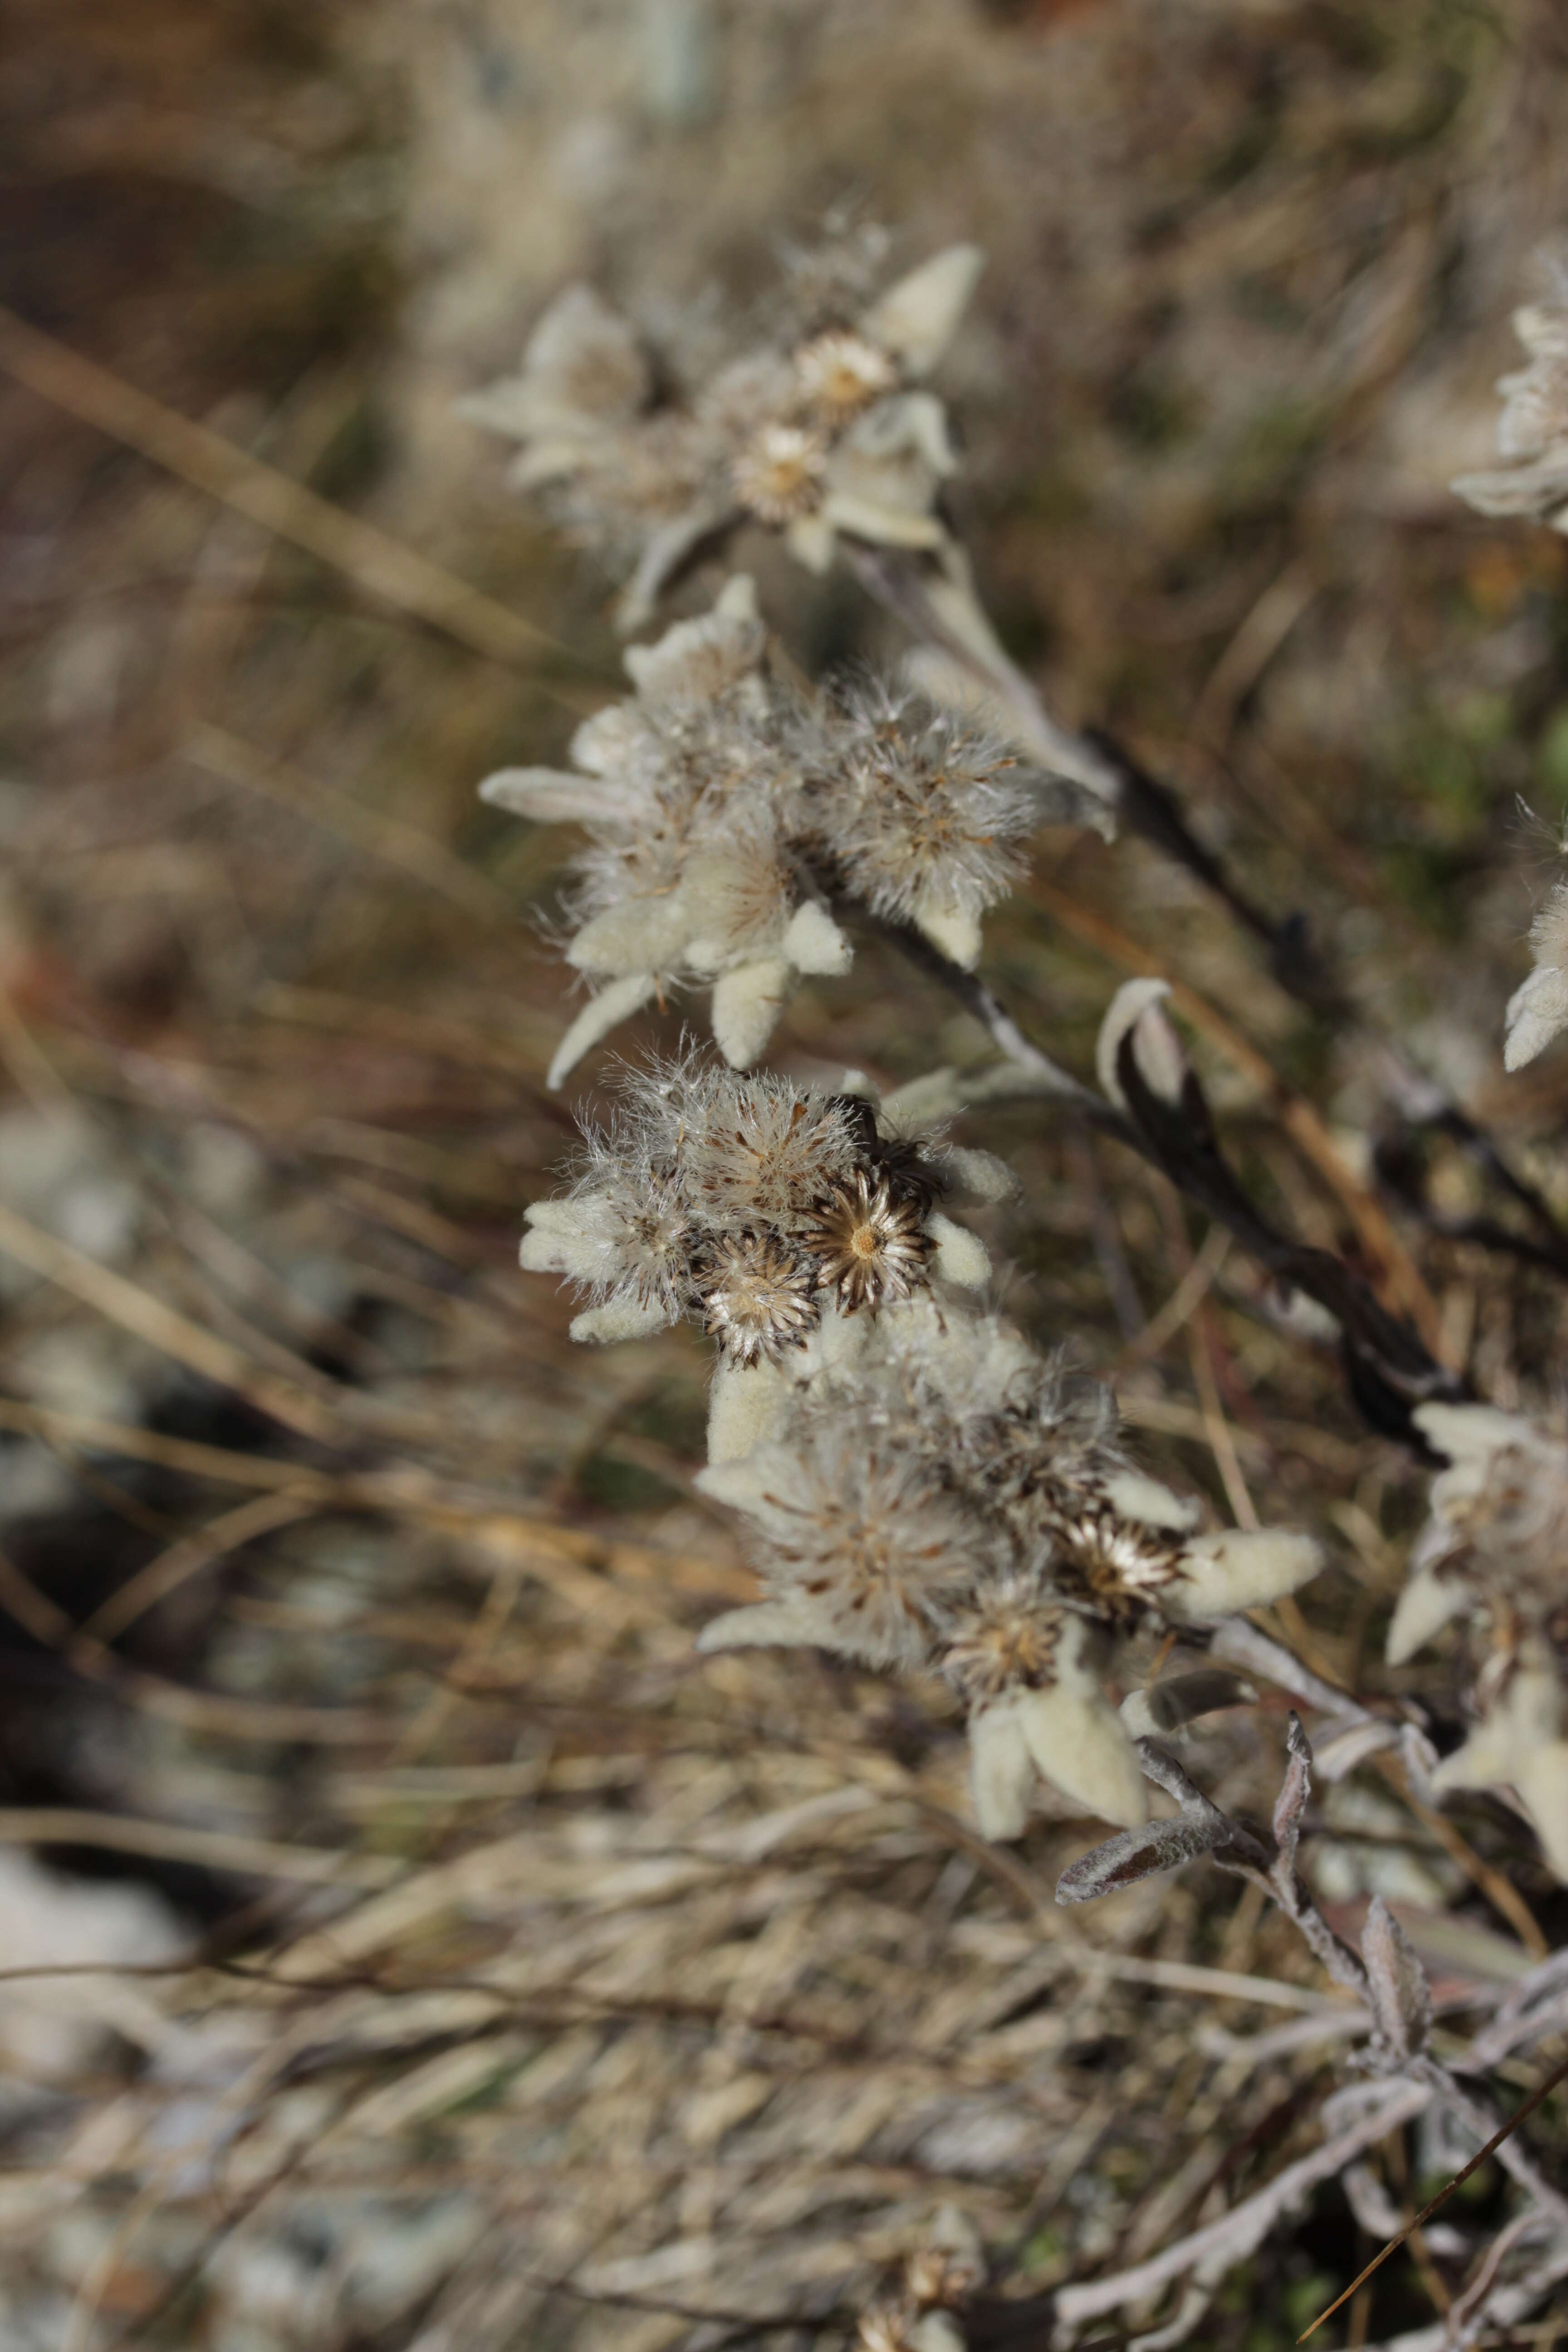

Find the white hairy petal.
xmin=519 ymin=283 xmax=649 ymax=422
xmin=1504 ymin=962 xmax=1568 ymax=1070
xmin=878 ymin=1068 xmax=965 ymax=1127
xmin=912 ymin=894 xmax=983 ymax=969
xmin=519 ymin=1222 xmax=606 ymax=1280
xmin=781 ymin=899 xmax=853 ymax=976
xmin=622 ymin=573 xmax=763 ymax=702
xmin=1104 ymin=1470 xmax=1203 ymax=1535
xmin=1096 ymin=978 xmax=1186 ymax=1108
xmin=567 ymin=896 xmax=694 ymax=977
xmin=926 ymin=1210 xmax=990 ymax=1289
xmin=1166 ymin=1528 xmax=1323 ymax=1620
xmin=478 ymin=767 xmax=609 ymax=824
xmin=706 ymin=1355 xmax=794 ymax=1465
xmin=1453 ymin=450 xmax=1568 ymax=521
xmin=911 ymin=2313 xmax=966 ymax=2352
xmin=1385 ymin=1560 xmax=1470 ymax=1666
xmin=569 ymin=701 xmax=642 ymax=776
xmin=615 ymin=500 xmax=737 ymax=636
xmin=695 ymin=1600 xmax=826 ymax=1655
xmin=1517 ymin=1744 xmax=1568 ymax=1881
xmin=547 ymin=973 xmax=659 ymax=1089
xmin=943 ymin=1146 xmax=1018 ymax=1204
xmin=1414 ymin=1400 xmax=1535 ymax=1466
xmin=522 ymin=1198 xmax=586 ymax=1234
xmin=569 ymin=1298 xmax=675 ymax=1343
xmin=820 ymin=488 xmax=947 ymax=549
xmin=1514 ymin=299 xmax=1568 ymax=360
xmin=504 ymin=435 xmax=602 ymax=488
xmin=968 ymin=1700 xmax=1035 ymax=1840
xmin=862 ymin=243 xmax=984 ymax=376
xmin=710 ymin=956 xmax=793 ymax=1068
xmin=693 ymin=1445 xmax=793 ymax=1518
xmin=783 ymin=510 xmax=837 ymax=573
xmin=1017 ymin=1644 xmax=1148 ymax=1828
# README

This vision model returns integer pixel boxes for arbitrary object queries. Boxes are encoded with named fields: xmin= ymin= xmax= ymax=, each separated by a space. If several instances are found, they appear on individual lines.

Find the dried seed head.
xmin=1030 ymin=1478 xmax=1190 ymax=1625
xmin=808 ymin=1167 xmax=934 ymax=1314
xmin=700 ymin=1233 xmax=819 ymax=1365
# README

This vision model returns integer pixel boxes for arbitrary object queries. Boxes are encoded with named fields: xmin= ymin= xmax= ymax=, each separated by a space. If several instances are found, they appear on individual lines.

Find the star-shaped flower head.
xmin=479 ymin=579 xmax=853 ymax=1084
xmin=518 ymin=1056 xmax=993 ymax=1386
xmin=460 ymin=237 xmax=984 ymax=630
xmin=1387 ymin=1401 xmax=1568 ymax=1880
xmin=806 ymin=1166 xmax=933 ymax=1314
xmin=695 ymin=1296 xmax=1322 ymax=1838
xmin=1453 ymin=260 xmax=1568 ymax=533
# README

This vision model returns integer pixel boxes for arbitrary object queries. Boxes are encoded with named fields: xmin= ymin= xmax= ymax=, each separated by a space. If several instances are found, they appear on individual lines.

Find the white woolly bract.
xmin=964 ymin=1617 xmax=1147 ymax=1836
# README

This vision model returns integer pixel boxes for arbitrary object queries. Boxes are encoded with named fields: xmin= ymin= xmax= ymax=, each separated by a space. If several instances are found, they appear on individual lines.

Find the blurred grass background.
xmin=1 ymin=1 xmax=1568 ymax=2344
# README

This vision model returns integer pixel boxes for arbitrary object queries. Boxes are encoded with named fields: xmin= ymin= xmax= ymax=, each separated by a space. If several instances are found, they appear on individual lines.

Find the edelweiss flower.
xmin=1453 ymin=274 xmax=1568 ymax=532
xmin=1504 ymin=882 xmax=1568 ymax=1071
xmin=695 ymin=1296 xmax=1322 ymax=1838
xmin=1388 ymin=1401 xmax=1568 ymax=1879
xmin=807 ymin=1167 xmax=933 ymax=1313
xmin=479 ymin=579 xmax=853 ymax=1083
xmin=519 ymin=1058 xmax=991 ymax=1390
xmin=461 ymin=241 xmax=984 ymax=628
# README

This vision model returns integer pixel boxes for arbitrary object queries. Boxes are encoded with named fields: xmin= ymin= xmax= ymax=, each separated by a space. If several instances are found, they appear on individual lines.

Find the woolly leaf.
xmin=1056 ymin=1810 xmax=1232 ymax=1905
xmin=1361 ymin=1896 xmax=1433 ymax=2059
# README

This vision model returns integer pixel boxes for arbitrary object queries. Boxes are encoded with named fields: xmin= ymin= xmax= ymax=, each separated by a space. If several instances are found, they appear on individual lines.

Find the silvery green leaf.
xmin=1056 ymin=1809 xmax=1233 ymax=1906
xmin=1272 ymin=1712 xmax=1313 ymax=1876
xmin=1361 ymin=1895 xmax=1433 ymax=2058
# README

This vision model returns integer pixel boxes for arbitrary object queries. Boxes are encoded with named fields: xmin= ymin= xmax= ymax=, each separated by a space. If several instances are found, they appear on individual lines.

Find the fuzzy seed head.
xmin=752 ymin=1432 xmax=983 ymax=1670
xmin=700 ymin=1233 xmax=819 ymax=1365
xmin=690 ymin=1079 xmax=862 ymax=1236
xmin=808 ymin=1167 xmax=934 ymax=1314
xmin=813 ymin=687 xmax=1037 ymax=928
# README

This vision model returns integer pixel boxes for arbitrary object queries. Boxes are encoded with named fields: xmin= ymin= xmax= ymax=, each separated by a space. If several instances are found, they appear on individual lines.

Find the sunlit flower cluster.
xmin=1388 ymin=1403 xmax=1568 ymax=1880
xmin=459 ymin=236 xmax=983 ymax=628
xmin=481 ymin=582 xmax=1064 ymax=1083
xmin=698 ymin=1293 xmax=1322 ymax=1840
